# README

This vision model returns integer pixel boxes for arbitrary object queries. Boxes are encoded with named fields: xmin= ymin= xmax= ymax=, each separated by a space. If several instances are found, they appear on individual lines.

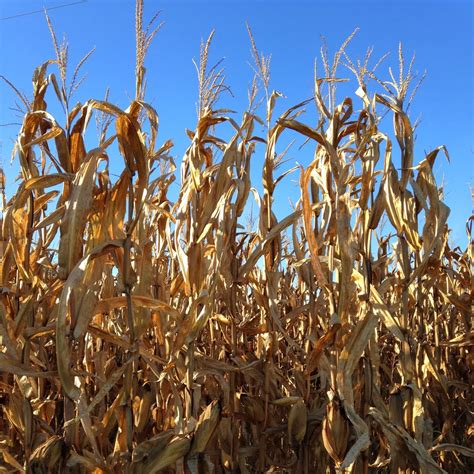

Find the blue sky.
xmin=0 ymin=0 xmax=472 ymax=246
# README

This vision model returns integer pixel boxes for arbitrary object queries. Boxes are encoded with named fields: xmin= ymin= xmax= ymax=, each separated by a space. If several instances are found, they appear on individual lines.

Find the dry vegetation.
xmin=0 ymin=1 xmax=472 ymax=472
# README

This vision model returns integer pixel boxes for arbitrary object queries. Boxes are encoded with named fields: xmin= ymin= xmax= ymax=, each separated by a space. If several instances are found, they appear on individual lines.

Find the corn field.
xmin=0 ymin=1 xmax=472 ymax=473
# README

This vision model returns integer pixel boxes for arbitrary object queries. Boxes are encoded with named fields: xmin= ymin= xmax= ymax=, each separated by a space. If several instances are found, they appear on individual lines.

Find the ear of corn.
xmin=0 ymin=1 xmax=472 ymax=472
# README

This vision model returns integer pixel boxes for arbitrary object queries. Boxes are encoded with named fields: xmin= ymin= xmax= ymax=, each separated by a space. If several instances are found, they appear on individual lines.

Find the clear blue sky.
xmin=0 ymin=0 xmax=472 ymax=246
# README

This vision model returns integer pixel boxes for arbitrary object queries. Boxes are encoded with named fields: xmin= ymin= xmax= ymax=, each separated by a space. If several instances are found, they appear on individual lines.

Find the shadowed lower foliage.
xmin=0 ymin=1 xmax=472 ymax=473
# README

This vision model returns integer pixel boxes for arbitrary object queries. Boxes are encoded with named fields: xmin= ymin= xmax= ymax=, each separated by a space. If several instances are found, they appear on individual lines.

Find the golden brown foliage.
xmin=0 ymin=1 xmax=472 ymax=472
